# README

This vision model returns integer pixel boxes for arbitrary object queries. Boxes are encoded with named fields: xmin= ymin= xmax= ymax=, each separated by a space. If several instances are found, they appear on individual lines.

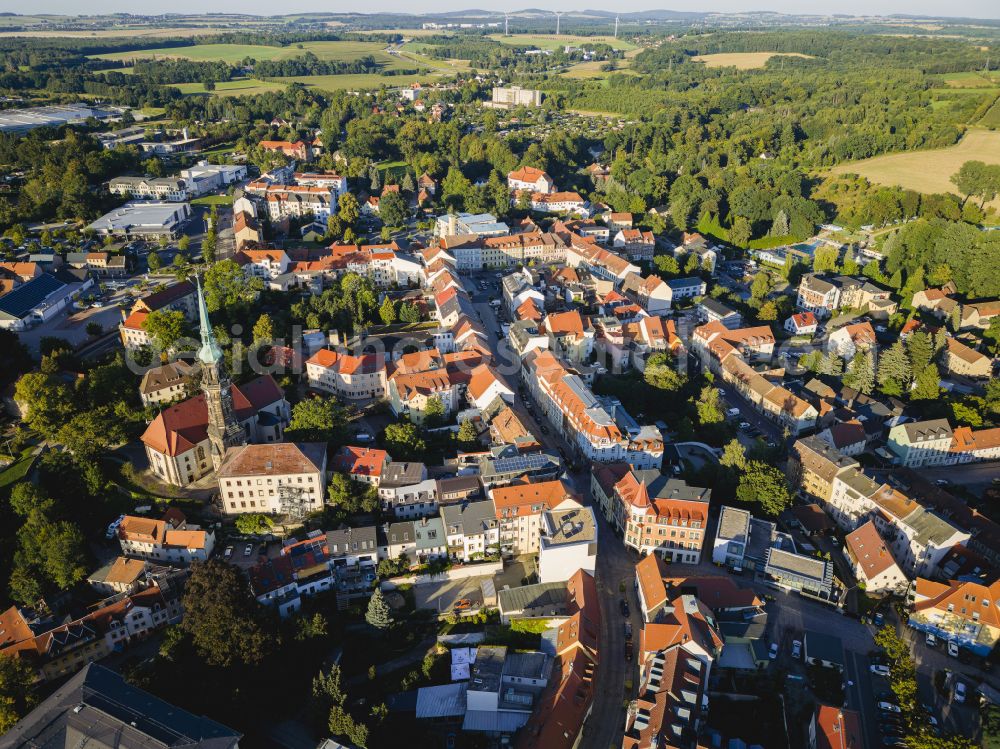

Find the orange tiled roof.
xmin=491 ymin=478 xmax=575 ymax=517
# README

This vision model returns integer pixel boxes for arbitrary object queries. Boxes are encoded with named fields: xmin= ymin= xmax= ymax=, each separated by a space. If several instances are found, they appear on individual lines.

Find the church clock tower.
xmin=195 ymin=275 xmax=245 ymax=468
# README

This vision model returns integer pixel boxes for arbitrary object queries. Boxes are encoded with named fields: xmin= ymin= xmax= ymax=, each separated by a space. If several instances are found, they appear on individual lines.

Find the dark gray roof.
xmin=0 ymin=663 xmax=240 ymax=749
xmin=635 ymin=470 xmax=711 ymax=503
xmin=441 ymin=499 xmax=497 ymax=535
xmin=436 ymin=475 xmax=482 ymax=501
xmin=699 ymin=297 xmax=739 ymax=317
xmin=804 ymin=630 xmax=844 ymax=665
xmin=503 ymin=652 xmax=549 ymax=680
xmin=898 ymin=418 xmax=953 ymax=443
xmin=381 ymin=461 xmax=427 ymax=488
xmin=764 ymin=548 xmax=830 ymax=584
xmin=497 ymin=581 xmax=568 ymax=617
xmin=0 ymin=274 xmax=66 ymax=320
xmin=794 ymin=435 xmax=859 ymax=482
xmin=716 ymin=506 xmax=751 ymax=544
xmin=326 ymin=525 xmax=379 ymax=557
xmin=666 ymin=276 xmax=704 ymax=290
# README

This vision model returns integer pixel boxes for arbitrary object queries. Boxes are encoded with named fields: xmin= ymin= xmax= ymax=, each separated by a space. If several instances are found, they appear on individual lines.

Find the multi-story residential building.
xmin=844 ymin=520 xmax=908 ymax=595
xmin=827 ymin=321 xmax=877 ymax=360
xmin=665 ymin=276 xmax=707 ymax=301
xmin=108 ymin=176 xmax=189 ymax=201
xmin=538 ymin=506 xmax=598 ymax=583
xmin=827 ymin=466 xmax=970 ymax=577
xmin=466 ymin=364 xmax=515 ymax=410
xmin=217 ymin=442 xmax=327 ymax=516
xmin=265 ymin=186 xmax=332 ymax=222
xmin=490 ymin=86 xmax=543 ymax=108
xmin=387 ymin=366 xmax=460 ymax=423
xmin=942 ymin=337 xmax=992 ymax=379
xmin=235 ymin=248 xmax=291 ymax=279
xmin=602 ymin=466 xmax=710 ymax=564
xmin=790 ymin=435 xmax=861 ymax=504
xmin=259 ymin=139 xmax=311 ymax=161
xmin=887 ymin=419 xmax=954 ymax=468
xmin=523 ymin=349 xmax=664 ymax=469
xmin=527 ymin=191 xmax=588 ymax=216
xmin=326 ymin=525 xmax=379 ymax=567
xmin=785 ymin=311 xmax=818 ymax=336
xmin=507 ymin=166 xmax=555 ymax=194
xmin=138 ymin=360 xmax=199 ymax=406
xmin=331 ymin=446 xmax=390 ymax=486
xmin=798 ymin=273 xmax=896 ymax=319
xmin=672 ymin=232 xmax=719 ymax=275
xmin=612 ymin=229 xmax=655 ymax=262
xmin=305 ymin=348 xmax=388 ymax=400
xmin=378 ymin=461 xmax=439 ymax=519
xmin=621 ymin=272 xmax=673 ymax=315
xmin=809 ymin=705 xmax=863 ymax=749
xmin=697 ymin=298 xmax=743 ymax=329
xmin=442 ymin=498 xmax=500 ymax=561
xmin=543 ymin=310 xmax=595 ymax=365
xmin=693 ymin=321 xmax=817 ymax=435
xmin=491 ymin=479 xmax=581 ymax=556
xmin=293 ymin=171 xmax=347 ymax=195
xmin=118 ymin=515 xmax=214 ymax=566
xmin=909 ymin=577 xmax=1000 ymax=657
xmin=0 ymin=581 xmax=185 ymax=684
xmin=711 ymin=505 xmax=752 ymax=569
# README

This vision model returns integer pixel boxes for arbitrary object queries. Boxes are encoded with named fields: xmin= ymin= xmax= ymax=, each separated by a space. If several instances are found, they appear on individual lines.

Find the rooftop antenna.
xmin=555 ymin=11 xmax=564 ymax=36
xmin=614 ymin=15 xmax=619 ymax=39
xmin=504 ymin=11 xmax=510 ymax=37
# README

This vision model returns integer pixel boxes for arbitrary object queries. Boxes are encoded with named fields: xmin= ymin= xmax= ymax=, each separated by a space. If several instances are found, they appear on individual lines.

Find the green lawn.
xmin=0 ymin=449 xmax=37 ymax=491
xmin=169 ymin=78 xmax=288 ymax=96
xmin=276 ymin=73 xmax=435 ymax=92
xmin=980 ymin=98 xmax=1000 ymax=128
xmin=191 ymin=194 xmax=234 ymax=206
xmin=94 ymin=40 xmax=412 ymax=68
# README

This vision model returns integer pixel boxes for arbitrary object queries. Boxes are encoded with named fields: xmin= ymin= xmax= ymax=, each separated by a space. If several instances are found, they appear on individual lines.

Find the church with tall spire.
xmin=139 ymin=278 xmax=289 ymax=487
xmin=196 ymin=275 xmax=247 ymax=468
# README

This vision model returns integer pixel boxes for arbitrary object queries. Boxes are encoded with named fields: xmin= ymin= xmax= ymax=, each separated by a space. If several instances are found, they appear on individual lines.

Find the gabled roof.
xmin=141 ymin=375 xmax=284 ymax=457
xmin=332 ymin=446 xmax=389 ymax=478
xmin=491 ymin=479 xmax=577 ymax=517
xmin=845 ymin=521 xmax=899 ymax=580
xmin=217 ymin=442 xmax=326 ymax=478
xmin=508 ymin=166 xmax=552 ymax=183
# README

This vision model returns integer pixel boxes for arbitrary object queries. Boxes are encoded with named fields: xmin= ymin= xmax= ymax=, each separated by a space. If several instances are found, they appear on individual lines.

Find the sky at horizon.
xmin=12 ymin=3 xmax=1000 ymax=22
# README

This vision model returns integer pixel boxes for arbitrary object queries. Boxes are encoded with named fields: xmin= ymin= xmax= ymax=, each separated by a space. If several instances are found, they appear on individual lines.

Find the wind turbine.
xmin=554 ymin=11 xmax=564 ymax=35
xmin=504 ymin=11 xmax=510 ymax=36
xmin=614 ymin=15 xmax=619 ymax=39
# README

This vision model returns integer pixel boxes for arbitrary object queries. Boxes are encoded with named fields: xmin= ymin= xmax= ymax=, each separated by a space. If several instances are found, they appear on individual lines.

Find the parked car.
xmin=947 ymin=641 xmax=960 ymax=658
xmin=874 ymin=612 xmax=884 ymax=626
xmin=768 ymin=642 xmax=779 ymax=659
xmin=954 ymin=681 xmax=966 ymax=703
xmin=624 ymin=622 xmax=633 ymax=641
xmin=454 ymin=599 xmax=472 ymax=610
xmin=878 ymin=701 xmax=902 ymax=713
xmin=726 ymin=408 xmax=741 ymax=417
xmin=105 ymin=514 xmax=126 ymax=539
xmin=791 ymin=640 xmax=802 ymax=659
xmin=619 ymin=599 xmax=630 ymax=618
xmin=739 ymin=422 xmax=751 ymax=430
xmin=625 ymin=642 xmax=634 ymax=661
xmin=224 ymin=546 xmax=233 ymax=559
xmin=871 ymin=664 xmax=891 ymax=677
xmin=243 ymin=543 xmax=253 ymax=557
xmin=925 ymin=633 xmax=937 ymax=647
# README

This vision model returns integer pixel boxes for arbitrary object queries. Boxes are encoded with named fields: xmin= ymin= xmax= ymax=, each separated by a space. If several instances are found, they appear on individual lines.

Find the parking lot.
xmin=412 ymin=574 xmax=490 ymax=616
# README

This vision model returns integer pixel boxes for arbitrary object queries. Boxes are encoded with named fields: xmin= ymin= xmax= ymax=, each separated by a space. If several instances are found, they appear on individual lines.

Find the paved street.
xmin=917 ymin=462 xmax=1000 ymax=497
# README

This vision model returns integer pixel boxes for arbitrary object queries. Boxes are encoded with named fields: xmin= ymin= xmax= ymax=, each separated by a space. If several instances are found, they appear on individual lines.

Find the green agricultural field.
xmin=980 ymin=98 xmax=1000 ymax=128
xmin=276 ymin=73 xmax=437 ymax=91
xmin=829 ymin=129 xmax=1000 ymax=207
xmin=94 ymin=40 xmax=403 ymax=66
xmin=933 ymin=70 xmax=1000 ymax=88
xmin=692 ymin=52 xmax=814 ymax=70
xmin=488 ymin=33 xmax=637 ymax=51
xmin=170 ymin=78 xmax=287 ymax=96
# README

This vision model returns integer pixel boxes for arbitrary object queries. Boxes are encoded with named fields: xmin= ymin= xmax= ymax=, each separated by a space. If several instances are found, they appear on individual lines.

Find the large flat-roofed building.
xmin=764 ymin=547 xmax=834 ymax=600
xmin=0 ymin=274 xmax=75 ymax=331
xmin=180 ymin=160 xmax=248 ymax=195
xmin=539 ymin=506 xmax=597 ymax=583
xmin=109 ymin=176 xmax=189 ymax=202
xmin=87 ymin=201 xmax=191 ymax=238
xmin=0 ymin=663 xmax=241 ymax=748
xmin=488 ymin=86 xmax=543 ymax=109
xmin=0 ymin=103 xmax=114 ymax=134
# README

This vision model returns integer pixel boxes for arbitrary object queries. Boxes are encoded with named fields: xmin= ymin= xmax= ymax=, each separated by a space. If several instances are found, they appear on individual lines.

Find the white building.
xmin=87 ymin=201 xmax=191 ymax=238
xmin=442 ymin=499 xmax=500 ymax=562
xmin=179 ymin=161 xmax=247 ymax=195
xmin=117 ymin=515 xmax=214 ymax=567
xmin=216 ymin=442 xmax=327 ymax=516
xmin=539 ymin=506 xmax=597 ymax=583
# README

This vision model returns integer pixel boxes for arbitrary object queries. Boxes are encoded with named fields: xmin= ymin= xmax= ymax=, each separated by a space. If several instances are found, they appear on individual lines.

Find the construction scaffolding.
xmin=278 ymin=483 xmax=311 ymax=522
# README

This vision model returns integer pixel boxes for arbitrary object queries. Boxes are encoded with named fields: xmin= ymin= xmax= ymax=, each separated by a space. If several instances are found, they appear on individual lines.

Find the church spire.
xmin=196 ymin=274 xmax=223 ymax=366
